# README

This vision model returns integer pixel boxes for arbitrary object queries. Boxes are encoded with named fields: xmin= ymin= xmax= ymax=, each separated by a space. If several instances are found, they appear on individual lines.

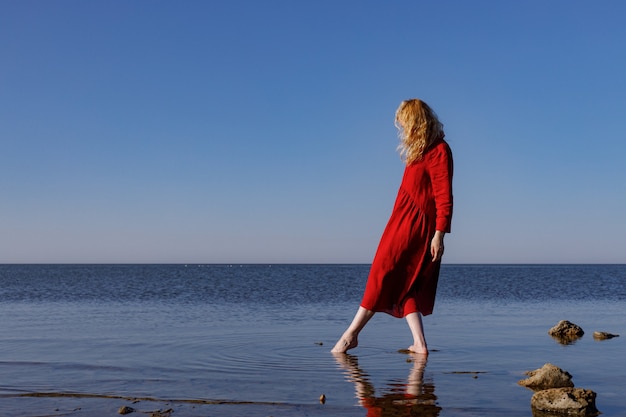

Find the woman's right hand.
xmin=430 ymin=231 xmax=445 ymax=262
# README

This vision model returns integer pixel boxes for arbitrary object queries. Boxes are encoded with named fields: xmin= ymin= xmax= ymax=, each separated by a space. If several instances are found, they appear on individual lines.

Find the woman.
xmin=332 ymin=99 xmax=453 ymax=355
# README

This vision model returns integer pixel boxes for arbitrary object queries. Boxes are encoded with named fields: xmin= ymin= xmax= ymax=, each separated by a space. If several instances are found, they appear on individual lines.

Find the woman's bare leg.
xmin=331 ymin=307 xmax=375 ymax=353
xmin=406 ymin=353 xmax=427 ymax=396
xmin=405 ymin=312 xmax=428 ymax=355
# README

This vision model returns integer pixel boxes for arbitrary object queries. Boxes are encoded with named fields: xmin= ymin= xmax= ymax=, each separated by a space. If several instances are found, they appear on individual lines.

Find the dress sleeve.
xmin=428 ymin=141 xmax=454 ymax=233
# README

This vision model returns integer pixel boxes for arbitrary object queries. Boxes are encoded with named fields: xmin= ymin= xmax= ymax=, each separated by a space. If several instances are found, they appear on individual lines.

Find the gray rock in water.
xmin=118 ymin=406 xmax=135 ymax=415
xmin=531 ymin=388 xmax=599 ymax=416
xmin=519 ymin=363 xmax=574 ymax=390
xmin=593 ymin=331 xmax=619 ymax=340
xmin=548 ymin=320 xmax=584 ymax=344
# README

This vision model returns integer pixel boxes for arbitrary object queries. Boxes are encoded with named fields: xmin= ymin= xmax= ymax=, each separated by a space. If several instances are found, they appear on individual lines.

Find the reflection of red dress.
xmin=361 ymin=139 xmax=453 ymax=318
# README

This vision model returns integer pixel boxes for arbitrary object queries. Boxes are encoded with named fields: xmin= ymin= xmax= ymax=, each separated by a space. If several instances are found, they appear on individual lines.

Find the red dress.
xmin=361 ymin=139 xmax=453 ymax=318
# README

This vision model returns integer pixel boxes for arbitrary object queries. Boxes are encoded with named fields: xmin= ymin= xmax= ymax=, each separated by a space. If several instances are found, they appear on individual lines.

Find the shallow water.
xmin=0 ymin=264 xmax=624 ymax=416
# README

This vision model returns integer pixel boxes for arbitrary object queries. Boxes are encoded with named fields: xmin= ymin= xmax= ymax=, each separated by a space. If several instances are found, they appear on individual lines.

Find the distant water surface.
xmin=0 ymin=264 xmax=624 ymax=416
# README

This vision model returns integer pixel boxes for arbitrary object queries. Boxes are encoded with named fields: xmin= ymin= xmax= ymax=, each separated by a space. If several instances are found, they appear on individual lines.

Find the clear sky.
xmin=2 ymin=1 xmax=625 ymax=264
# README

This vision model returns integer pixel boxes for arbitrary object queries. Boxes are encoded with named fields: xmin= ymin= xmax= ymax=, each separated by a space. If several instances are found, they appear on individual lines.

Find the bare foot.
xmin=407 ymin=344 xmax=429 ymax=356
xmin=331 ymin=334 xmax=358 ymax=353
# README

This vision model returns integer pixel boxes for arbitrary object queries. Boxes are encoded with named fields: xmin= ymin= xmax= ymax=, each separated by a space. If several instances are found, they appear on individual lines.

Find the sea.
xmin=0 ymin=264 xmax=624 ymax=417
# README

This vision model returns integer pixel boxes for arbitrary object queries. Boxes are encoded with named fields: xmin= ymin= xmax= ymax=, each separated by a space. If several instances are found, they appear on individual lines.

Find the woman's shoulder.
xmin=405 ymin=139 xmax=452 ymax=168
xmin=434 ymin=138 xmax=451 ymax=150
xmin=426 ymin=139 xmax=452 ymax=160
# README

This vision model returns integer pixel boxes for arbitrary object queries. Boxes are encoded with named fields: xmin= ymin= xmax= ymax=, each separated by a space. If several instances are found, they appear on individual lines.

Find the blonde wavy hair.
xmin=395 ymin=99 xmax=444 ymax=164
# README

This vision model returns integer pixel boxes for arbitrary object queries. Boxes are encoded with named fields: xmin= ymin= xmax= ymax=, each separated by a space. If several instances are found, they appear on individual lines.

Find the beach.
xmin=0 ymin=264 xmax=624 ymax=416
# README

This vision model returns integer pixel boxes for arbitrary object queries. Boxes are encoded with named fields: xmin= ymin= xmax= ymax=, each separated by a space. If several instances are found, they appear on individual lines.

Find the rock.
xmin=593 ymin=331 xmax=619 ymax=340
xmin=531 ymin=387 xmax=599 ymax=416
xmin=118 ymin=406 xmax=135 ymax=415
xmin=518 ymin=363 xmax=574 ymax=390
xmin=548 ymin=320 xmax=584 ymax=344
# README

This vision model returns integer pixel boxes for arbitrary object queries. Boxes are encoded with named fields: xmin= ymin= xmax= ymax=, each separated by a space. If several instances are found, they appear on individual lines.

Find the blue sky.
xmin=1 ymin=1 xmax=625 ymax=263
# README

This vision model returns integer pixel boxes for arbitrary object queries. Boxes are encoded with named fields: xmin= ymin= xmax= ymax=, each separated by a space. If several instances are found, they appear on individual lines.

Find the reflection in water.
xmin=333 ymin=353 xmax=441 ymax=417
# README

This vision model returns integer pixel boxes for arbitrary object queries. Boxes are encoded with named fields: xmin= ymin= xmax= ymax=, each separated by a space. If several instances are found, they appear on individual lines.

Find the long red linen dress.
xmin=361 ymin=139 xmax=453 ymax=318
